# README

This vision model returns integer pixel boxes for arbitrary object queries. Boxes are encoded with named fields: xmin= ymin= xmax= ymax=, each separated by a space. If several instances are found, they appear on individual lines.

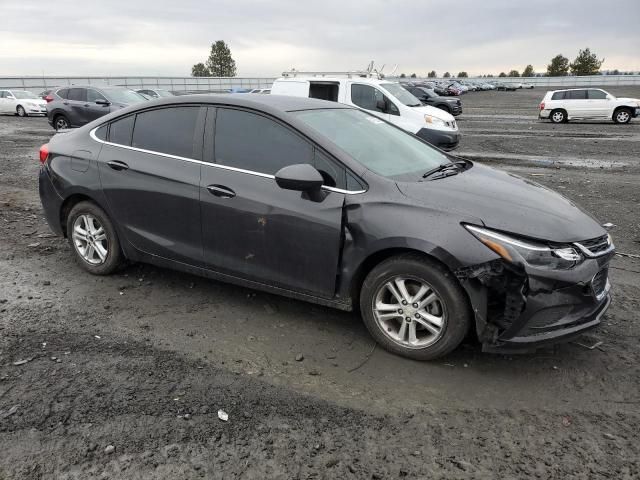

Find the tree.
xmin=547 ymin=54 xmax=569 ymax=76
xmin=427 ymin=70 xmax=437 ymax=78
xmin=191 ymin=63 xmax=209 ymax=77
xmin=611 ymin=69 xmax=620 ymax=75
xmin=570 ymin=48 xmax=604 ymax=76
xmin=508 ymin=70 xmax=520 ymax=77
xmin=443 ymin=72 xmax=451 ymax=78
xmin=522 ymin=64 xmax=534 ymax=77
xmin=410 ymin=73 xmax=417 ymax=78
xmin=205 ymin=40 xmax=237 ymax=77
xmin=487 ymin=74 xmax=494 ymax=78
xmin=457 ymin=71 xmax=468 ymax=78
xmin=498 ymin=72 xmax=506 ymax=77
xmin=399 ymin=73 xmax=406 ymax=78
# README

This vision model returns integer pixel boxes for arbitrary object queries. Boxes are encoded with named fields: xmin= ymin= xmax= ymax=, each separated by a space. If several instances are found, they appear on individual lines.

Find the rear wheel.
xmin=359 ymin=254 xmax=471 ymax=360
xmin=54 ymin=114 xmax=70 ymax=130
xmin=66 ymin=201 xmax=123 ymax=275
xmin=613 ymin=108 xmax=632 ymax=124
xmin=550 ymin=109 xmax=567 ymax=124
xmin=16 ymin=105 xmax=27 ymax=117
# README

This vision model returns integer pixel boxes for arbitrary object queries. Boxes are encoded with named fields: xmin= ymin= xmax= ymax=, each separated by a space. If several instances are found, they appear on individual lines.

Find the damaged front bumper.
xmin=456 ymin=251 xmax=614 ymax=353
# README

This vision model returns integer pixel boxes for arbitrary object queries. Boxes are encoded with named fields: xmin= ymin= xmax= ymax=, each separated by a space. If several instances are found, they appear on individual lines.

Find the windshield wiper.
xmin=422 ymin=160 xmax=467 ymax=179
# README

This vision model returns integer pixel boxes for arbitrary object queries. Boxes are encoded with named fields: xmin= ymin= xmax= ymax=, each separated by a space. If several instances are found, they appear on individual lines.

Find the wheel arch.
xmin=59 ymin=192 xmax=106 ymax=237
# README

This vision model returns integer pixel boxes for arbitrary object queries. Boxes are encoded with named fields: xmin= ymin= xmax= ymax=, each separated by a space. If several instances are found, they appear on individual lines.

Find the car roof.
xmin=135 ymin=93 xmax=354 ymax=113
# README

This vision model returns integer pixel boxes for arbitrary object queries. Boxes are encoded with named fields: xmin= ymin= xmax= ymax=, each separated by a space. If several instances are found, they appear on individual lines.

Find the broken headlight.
xmin=464 ymin=225 xmax=582 ymax=270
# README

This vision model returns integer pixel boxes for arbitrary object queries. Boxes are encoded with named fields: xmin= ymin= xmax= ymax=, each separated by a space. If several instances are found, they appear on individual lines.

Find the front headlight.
xmin=425 ymin=115 xmax=447 ymax=127
xmin=464 ymin=225 xmax=582 ymax=270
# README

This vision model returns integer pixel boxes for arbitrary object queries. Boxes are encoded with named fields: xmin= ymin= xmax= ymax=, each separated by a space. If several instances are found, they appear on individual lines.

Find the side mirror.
xmin=95 ymin=99 xmax=110 ymax=106
xmin=606 ymin=95 xmax=613 ymax=100
xmin=376 ymin=99 xmax=387 ymax=112
xmin=275 ymin=164 xmax=325 ymax=201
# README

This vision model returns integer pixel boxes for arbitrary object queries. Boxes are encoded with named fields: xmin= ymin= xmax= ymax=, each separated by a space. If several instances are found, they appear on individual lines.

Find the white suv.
xmin=539 ymin=88 xmax=640 ymax=124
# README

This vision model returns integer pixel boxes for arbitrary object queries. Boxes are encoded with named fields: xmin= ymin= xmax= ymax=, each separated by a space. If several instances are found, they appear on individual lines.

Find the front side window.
xmin=566 ymin=90 xmax=587 ymax=100
xmin=588 ymin=89 xmax=607 ymax=100
xmin=380 ymin=83 xmax=422 ymax=107
xmin=67 ymin=88 xmax=86 ymax=102
xmin=313 ymin=150 xmax=345 ymax=189
xmin=103 ymin=89 xmax=146 ymax=105
xmin=214 ymin=108 xmax=312 ymax=174
xmin=87 ymin=89 xmax=107 ymax=102
xmin=108 ymin=115 xmax=135 ymax=146
xmin=294 ymin=108 xmax=449 ymax=181
xmin=132 ymin=106 xmax=200 ymax=158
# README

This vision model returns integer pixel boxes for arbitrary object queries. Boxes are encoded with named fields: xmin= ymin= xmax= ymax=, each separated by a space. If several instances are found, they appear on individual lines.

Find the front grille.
xmin=576 ymin=234 xmax=611 ymax=256
xmin=591 ymin=268 xmax=608 ymax=298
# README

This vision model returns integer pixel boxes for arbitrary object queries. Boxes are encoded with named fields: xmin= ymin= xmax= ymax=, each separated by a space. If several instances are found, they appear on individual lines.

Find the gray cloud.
xmin=1 ymin=0 xmax=638 ymax=76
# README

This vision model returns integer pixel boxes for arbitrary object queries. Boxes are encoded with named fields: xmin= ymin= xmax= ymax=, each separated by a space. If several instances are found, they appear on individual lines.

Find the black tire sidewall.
xmin=55 ymin=115 xmax=69 ymax=130
xmin=66 ymin=201 xmax=123 ymax=275
xmin=359 ymin=255 xmax=471 ymax=361
xmin=550 ymin=109 xmax=565 ymax=123
xmin=17 ymin=106 xmax=26 ymax=117
xmin=614 ymin=108 xmax=631 ymax=124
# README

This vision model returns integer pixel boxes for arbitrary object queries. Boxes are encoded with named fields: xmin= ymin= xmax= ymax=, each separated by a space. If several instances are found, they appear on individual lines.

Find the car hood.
xmin=616 ymin=97 xmax=640 ymax=106
xmin=411 ymin=104 xmax=455 ymax=122
xmin=396 ymin=163 xmax=605 ymax=243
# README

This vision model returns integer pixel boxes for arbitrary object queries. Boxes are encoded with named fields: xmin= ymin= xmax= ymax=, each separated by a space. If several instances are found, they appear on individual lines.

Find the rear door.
xmin=66 ymin=87 xmax=88 ymax=126
xmin=199 ymin=107 xmax=345 ymax=298
xmin=564 ymin=89 xmax=588 ymax=118
xmin=98 ymin=105 xmax=205 ymax=264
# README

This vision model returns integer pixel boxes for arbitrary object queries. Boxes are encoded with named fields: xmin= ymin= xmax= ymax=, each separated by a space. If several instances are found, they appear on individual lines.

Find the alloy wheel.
xmin=552 ymin=111 xmax=564 ymax=123
xmin=372 ymin=276 xmax=446 ymax=349
xmin=72 ymin=214 xmax=108 ymax=265
xmin=17 ymin=106 xmax=26 ymax=117
xmin=616 ymin=111 xmax=630 ymax=123
xmin=55 ymin=117 xmax=69 ymax=130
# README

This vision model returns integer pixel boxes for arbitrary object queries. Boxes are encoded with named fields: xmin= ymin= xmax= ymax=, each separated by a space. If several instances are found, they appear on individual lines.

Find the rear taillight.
xmin=44 ymin=95 xmax=54 ymax=103
xmin=39 ymin=144 xmax=49 ymax=164
xmin=540 ymin=102 xmax=545 ymax=110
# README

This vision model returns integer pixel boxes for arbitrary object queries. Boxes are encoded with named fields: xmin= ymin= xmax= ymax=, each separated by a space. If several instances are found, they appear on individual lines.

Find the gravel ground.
xmin=1 ymin=88 xmax=639 ymax=479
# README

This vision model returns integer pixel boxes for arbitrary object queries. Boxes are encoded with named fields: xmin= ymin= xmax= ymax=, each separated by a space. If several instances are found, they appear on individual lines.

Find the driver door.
xmin=86 ymin=88 xmax=112 ymax=122
xmin=349 ymin=83 xmax=391 ymax=122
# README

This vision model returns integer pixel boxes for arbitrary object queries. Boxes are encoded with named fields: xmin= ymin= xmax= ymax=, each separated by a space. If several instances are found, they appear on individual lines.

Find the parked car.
xmin=136 ymin=88 xmax=174 ymax=99
xmin=495 ymin=83 xmax=517 ymax=92
xmin=539 ymin=88 xmax=640 ymax=124
xmin=272 ymin=76 xmax=460 ymax=149
xmin=402 ymin=85 xmax=462 ymax=116
xmin=38 ymin=94 xmax=614 ymax=360
xmin=46 ymin=86 xmax=147 ymax=130
xmin=0 ymin=89 xmax=47 ymax=116
xmin=518 ymin=82 xmax=534 ymax=89
xmin=443 ymin=84 xmax=463 ymax=96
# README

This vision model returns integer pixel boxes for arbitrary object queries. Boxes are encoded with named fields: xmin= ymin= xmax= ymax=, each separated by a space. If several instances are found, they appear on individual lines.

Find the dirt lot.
xmin=1 ymin=88 xmax=639 ymax=479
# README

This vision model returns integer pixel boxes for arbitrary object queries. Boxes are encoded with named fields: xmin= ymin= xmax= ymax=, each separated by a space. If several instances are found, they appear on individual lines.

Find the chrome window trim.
xmin=89 ymin=126 xmax=367 ymax=195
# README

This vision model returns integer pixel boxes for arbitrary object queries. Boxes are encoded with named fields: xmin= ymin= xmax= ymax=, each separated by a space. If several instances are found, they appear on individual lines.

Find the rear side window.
xmin=588 ymin=89 xmax=607 ymax=99
xmin=132 ymin=106 xmax=200 ymax=158
xmin=56 ymin=88 xmax=69 ymax=99
xmin=551 ymin=91 xmax=565 ymax=100
xmin=109 ymin=115 xmax=135 ymax=146
xmin=67 ymin=88 xmax=86 ymax=102
xmin=566 ymin=90 xmax=587 ymax=100
xmin=215 ymin=108 xmax=312 ymax=174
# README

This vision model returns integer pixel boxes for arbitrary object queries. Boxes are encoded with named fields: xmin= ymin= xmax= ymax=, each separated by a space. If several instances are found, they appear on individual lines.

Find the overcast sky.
xmin=1 ymin=0 xmax=639 ymax=77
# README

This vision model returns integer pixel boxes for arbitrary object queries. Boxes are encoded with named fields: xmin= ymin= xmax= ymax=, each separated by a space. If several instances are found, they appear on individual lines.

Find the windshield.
xmin=104 ymin=89 xmax=147 ymax=104
xmin=294 ymin=109 xmax=449 ymax=180
xmin=12 ymin=91 xmax=38 ymax=99
xmin=380 ymin=83 xmax=422 ymax=107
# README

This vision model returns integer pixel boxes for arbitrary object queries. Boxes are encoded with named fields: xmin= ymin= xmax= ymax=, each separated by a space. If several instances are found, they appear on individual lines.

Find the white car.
xmin=0 ymin=89 xmax=47 ymax=116
xmin=272 ymin=74 xmax=460 ymax=150
xmin=518 ymin=82 xmax=534 ymax=89
xmin=539 ymin=88 xmax=640 ymax=124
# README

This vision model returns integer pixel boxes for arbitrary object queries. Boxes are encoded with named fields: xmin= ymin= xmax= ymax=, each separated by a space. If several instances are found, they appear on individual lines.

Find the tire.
xmin=613 ymin=108 xmax=632 ymax=124
xmin=16 ymin=105 xmax=27 ymax=117
xmin=359 ymin=254 xmax=471 ymax=360
xmin=550 ymin=109 xmax=567 ymax=124
xmin=54 ymin=114 xmax=70 ymax=130
xmin=66 ymin=201 xmax=124 ymax=275
xmin=436 ymin=104 xmax=452 ymax=114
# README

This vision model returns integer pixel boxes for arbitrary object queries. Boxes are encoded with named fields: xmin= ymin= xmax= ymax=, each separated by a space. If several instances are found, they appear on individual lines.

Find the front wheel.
xmin=54 ymin=115 xmax=70 ymax=130
xmin=359 ymin=255 xmax=471 ymax=360
xmin=613 ymin=108 xmax=632 ymax=124
xmin=16 ymin=105 xmax=27 ymax=117
xmin=66 ymin=201 xmax=124 ymax=275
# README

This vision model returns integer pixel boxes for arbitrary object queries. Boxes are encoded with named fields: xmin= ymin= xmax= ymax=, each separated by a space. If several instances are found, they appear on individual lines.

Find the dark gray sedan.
xmin=38 ymin=95 xmax=614 ymax=360
xmin=46 ymin=86 xmax=146 ymax=130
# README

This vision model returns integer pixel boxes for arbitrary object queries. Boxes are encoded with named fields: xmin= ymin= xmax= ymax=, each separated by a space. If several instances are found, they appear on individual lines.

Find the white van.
xmin=271 ymin=74 xmax=460 ymax=150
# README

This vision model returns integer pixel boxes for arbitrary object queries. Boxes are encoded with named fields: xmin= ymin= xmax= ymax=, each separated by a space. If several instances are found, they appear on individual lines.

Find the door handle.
xmin=207 ymin=184 xmax=235 ymax=198
xmin=107 ymin=160 xmax=129 ymax=171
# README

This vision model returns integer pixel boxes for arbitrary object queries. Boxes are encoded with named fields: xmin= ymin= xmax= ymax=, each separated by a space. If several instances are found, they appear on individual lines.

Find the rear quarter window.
xmin=56 ymin=88 xmax=70 ymax=99
xmin=551 ymin=91 xmax=565 ymax=100
xmin=108 ymin=115 xmax=135 ymax=146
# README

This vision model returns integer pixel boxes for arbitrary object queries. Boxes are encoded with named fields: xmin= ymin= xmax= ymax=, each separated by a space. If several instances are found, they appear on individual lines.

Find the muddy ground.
xmin=1 ymin=87 xmax=639 ymax=479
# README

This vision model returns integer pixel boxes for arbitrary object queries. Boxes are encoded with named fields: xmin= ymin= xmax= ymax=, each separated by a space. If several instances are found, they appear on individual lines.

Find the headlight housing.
xmin=425 ymin=115 xmax=447 ymax=127
xmin=464 ymin=225 xmax=582 ymax=270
